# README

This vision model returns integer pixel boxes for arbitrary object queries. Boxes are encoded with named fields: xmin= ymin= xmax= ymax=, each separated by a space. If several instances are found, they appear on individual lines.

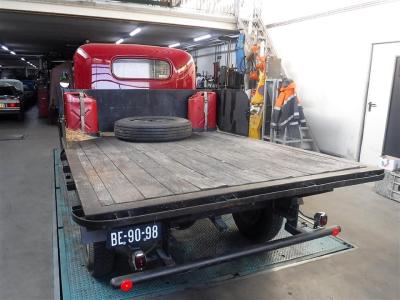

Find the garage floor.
xmin=0 ymin=107 xmax=399 ymax=300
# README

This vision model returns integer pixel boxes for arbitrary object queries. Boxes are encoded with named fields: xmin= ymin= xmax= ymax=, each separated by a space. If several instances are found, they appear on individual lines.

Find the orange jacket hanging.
xmin=271 ymin=81 xmax=306 ymax=129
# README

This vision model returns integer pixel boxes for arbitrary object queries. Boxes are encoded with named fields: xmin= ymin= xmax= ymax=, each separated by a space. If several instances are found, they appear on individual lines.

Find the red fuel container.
xmin=63 ymin=92 xmax=99 ymax=134
xmin=188 ymin=91 xmax=217 ymax=131
xmin=37 ymin=87 xmax=49 ymax=118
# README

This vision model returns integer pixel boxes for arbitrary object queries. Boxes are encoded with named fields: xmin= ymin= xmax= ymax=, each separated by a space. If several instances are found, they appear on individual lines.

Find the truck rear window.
xmin=112 ymin=58 xmax=171 ymax=79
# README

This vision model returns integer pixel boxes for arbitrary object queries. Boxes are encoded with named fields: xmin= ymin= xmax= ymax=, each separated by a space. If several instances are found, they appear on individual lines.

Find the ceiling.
xmin=0 ymin=10 xmax=237 ymax=68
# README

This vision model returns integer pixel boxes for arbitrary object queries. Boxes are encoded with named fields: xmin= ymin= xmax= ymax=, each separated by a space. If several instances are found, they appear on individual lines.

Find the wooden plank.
xmin=79 ymin=141 xmax=144 ymax=203
xmin=109 ymin=138 xmax=200 ymax=194
xmin=65 ymin=132 xmax=381 ymax=217
xmin=205 ymin=133 xmax=325 ymax=173
xmin=205 ymin=132 xmax=360 ymax=174
xmin=75 ymin=147 xmax=114 ymax=206
xmin=130 ymin=142 xmax=228 ymax=190
xmin=95 ymin=139 xmax=173 ymax=199
xmin=212 ymin=131 xmax=361 ymax=167
xmin=196 ymin=134 xmax=319 ymax=175
xmin=151 ymin=141 xmax=267 ymax=185
xmin=79 ymin=165 xmax=383 ymax=217
xmin=185 ymin=133 xmax=317 ymax=175
xmin=65 ymin=146 xmax=114 ymax=213
xmin=176 ymin=134 xmax=305 ymax=179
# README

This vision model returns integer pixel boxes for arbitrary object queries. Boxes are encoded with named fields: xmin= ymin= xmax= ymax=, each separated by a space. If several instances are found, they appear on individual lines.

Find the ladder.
xmin=389 ymin=171 xmax=400 ymax=202
xmin=270 ymin=126 xmax=319 ymax=152
xmin=262 ymin=79 xmax=319 ymax=152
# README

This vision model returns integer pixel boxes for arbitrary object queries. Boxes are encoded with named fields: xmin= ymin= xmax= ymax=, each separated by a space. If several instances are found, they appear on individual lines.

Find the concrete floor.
xmin=0 ymin=106 xmax=399 ymax=300
xmin=0 ymin=106 xmax=58 ymax=300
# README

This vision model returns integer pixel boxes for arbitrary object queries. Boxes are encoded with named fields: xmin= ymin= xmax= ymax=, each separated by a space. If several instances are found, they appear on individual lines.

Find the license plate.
xmin=107 ymin=223 xmax=162 ymax=248
xmin=0 ymin=103 xmax=5 ymax=108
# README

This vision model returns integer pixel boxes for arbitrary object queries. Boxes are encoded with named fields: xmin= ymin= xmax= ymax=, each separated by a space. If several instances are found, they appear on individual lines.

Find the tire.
xmin=114 ymin=116 xmax=192 ymax=142
xmin=233 ymin=204 xmax=283 ymax=242
xmin=85 ymin=242 xmax=115 ymax=278
xmin=176 ymin=220 xmax=196 ymax=230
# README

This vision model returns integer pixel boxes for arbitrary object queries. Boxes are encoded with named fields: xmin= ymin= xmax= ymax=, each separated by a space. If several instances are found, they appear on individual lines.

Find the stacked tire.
xmin=114 ymin=116 xmax=192 ymax=142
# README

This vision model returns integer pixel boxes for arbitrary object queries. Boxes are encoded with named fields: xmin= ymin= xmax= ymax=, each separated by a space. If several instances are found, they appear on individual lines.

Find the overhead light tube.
xmin=21 ymin=58 xmax=25 ymax=61
xmin=115 ymin=38 xmax=124 ymax=44
xmin=129 ymin=28 xmax=141 ymax=37
xmin=1 ymin=45 xmax=8 ymax=51
xmin=193 ymin=34 xmax=211 ymax=42
xmin=10 ymin=51 xmax=16 ymax=55
xmin=168 ymin=43 xmax=180 ymax=48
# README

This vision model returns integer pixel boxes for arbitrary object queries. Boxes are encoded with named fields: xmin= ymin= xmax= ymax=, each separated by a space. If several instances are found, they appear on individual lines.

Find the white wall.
xmin=262 ymin=0 xmax=376 ymax=24
xmin=191 ymin=44 xmax=236 ymax=76
xmin=263 ymin=1 xmax=400 ymax=160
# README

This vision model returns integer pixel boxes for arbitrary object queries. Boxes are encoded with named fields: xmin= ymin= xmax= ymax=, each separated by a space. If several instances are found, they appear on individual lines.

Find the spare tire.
xmin=114 ymin=116 xmax=192 ymax=142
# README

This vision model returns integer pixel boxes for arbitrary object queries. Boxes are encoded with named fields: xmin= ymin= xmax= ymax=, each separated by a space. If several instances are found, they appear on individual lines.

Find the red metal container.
xmin=37 ymin=87 xmax=49 ymax=118
xmin=63 ymin=92 xmax=99 ymax=134
xmin=188 ymin=91 xmax=217 ymax=131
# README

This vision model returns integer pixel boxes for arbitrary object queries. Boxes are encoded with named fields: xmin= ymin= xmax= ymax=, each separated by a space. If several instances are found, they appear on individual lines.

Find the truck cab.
xmin=73 ymin=43 xmax=196 ymax=90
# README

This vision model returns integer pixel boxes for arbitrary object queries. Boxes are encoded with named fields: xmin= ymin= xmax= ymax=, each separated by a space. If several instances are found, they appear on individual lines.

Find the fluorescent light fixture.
xmin=10 ymin=51 xmax=16 ymax=55
xmin=169 ymin=42 xmax=180 ymax=48
xmin=1 ymin=45 xmax=8 ymax=51
xmin=193 ymin=34 xmax=211 ymax=42
xmin=21 ymin=58 xmax=25 ymax=61
xmin=129 ymin=28 xmax=141 ymax=37
xmin=115 ymin=38 xmax=124 ymax=44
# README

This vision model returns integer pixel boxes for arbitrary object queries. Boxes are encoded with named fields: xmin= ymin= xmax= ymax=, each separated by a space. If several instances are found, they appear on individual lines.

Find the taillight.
xmin=133 ymin=251 xmax=147 ymax=270
xmin=120 ymin=279 xmax=134 ymax=292
xmin=313 ymin=212 xmax=328 ymax=229
xmin=331 ymin=226 xmax=341 ymax=237
xmin=7 ymin=103 xmax=19 ymax=108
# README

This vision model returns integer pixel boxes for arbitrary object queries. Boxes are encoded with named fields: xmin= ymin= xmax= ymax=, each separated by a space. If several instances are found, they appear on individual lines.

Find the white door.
xmin=360 ymin=42 xmax=400 ymax=166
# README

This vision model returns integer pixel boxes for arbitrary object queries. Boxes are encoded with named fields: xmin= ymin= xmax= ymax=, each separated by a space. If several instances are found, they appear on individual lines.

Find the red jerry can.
xmin=63 ymin=92 xmax=99 ymax=134
xmin=188 ymin=91 xmax=217 ymax=131
xmin=37 ymin=87 xmax=49 ymax=118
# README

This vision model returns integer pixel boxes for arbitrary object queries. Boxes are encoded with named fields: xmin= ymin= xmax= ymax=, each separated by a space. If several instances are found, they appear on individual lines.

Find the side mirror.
xmin=60 ymin=72 xmax=70 ymax=88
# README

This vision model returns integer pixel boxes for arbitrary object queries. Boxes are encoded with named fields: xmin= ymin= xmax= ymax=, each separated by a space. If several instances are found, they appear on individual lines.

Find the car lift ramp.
xmin=53 ymin=149 xmax=353 ymax=300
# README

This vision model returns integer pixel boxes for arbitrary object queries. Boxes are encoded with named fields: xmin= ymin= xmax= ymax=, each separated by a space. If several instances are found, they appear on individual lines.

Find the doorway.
xmin=382 ymin=57 xmax=400 ymax=158
xmin=360 ymin=42 xmax=400 ymax=165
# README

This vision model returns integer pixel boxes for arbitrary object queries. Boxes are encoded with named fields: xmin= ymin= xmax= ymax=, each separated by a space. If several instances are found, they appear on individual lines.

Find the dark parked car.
xmin=22 ymin=79 xmax=37 ymax=105
xmin=0 ymin=86 xmax=24 ymax=120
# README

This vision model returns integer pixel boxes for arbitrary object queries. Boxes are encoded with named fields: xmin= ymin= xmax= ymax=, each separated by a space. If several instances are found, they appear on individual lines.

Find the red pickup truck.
xmin=59 ymin=43 xmax=383 ymax=292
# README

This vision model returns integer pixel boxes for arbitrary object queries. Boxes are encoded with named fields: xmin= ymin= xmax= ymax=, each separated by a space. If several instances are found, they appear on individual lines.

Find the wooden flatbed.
xmin=65 ymin=131 xmax=383 ymax=224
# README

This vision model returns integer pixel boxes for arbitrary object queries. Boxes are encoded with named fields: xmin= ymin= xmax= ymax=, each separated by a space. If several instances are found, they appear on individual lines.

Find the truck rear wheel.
xmin=233 ymin=205 xmax=283 ymax=242
xmin=85 ymin=242 xmax=115 ymax=278
xmin=176 ymin=220 xmax=196 ymax=230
